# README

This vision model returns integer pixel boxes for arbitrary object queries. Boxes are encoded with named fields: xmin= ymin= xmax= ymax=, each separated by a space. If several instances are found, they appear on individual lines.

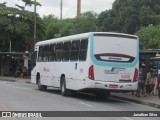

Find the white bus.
xmin=31 ymin=32 xmax=139 ymax=97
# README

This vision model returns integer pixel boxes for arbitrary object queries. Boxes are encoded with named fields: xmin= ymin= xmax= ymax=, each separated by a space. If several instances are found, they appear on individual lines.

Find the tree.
xmin=97 ymin=10 xmax=114 ymax=32
xmin=71 ymin=11 xmax=98 ymax=34
xmin=139 ymin=6 xmax=155 ymax=26
xmin=0 ymin=4 xmax=45 ymax=52
xmin=136 ymin=25 xmax=160 ymax=49
xmin=42 ymin=15 xmax=60 ymax=39
xmin=97 ymin=0 xmax=160 ymax=34
xmin=42 ymin=12 xmax=98 ymax=39
xmin=20 ymin=0 xmax=41 ymax=7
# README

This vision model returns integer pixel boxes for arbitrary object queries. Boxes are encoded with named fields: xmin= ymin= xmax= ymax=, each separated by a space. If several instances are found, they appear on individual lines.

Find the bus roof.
xmin=35 ymin=32 xmax=138 ymax=46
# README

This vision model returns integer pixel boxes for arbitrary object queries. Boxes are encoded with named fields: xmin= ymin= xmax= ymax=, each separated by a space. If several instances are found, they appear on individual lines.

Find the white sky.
xmin=1 ymin=0 xmax=115 ymax=18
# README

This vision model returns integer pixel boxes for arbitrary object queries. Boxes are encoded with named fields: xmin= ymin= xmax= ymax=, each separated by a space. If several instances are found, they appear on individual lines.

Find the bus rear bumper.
xmin=85 ymin=80 xmax=138 ymax=91
xmin=95 ymin=81 xmax=138 ymax=91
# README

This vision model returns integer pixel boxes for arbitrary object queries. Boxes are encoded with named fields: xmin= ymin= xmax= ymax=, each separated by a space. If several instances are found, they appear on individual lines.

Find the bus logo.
xmin=104 ymin=67 xmax=125 ymax=74
xmin=43 ymin=67 xmax=50 ymax=72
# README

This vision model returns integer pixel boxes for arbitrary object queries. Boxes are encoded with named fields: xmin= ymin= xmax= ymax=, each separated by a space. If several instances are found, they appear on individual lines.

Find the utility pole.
xmin=60 ymin=0 xmax=63 ymax=19
xmin=34 ymin=0 xmax=37 ymax=47
xmin=77 ymin=0 xmax=81 ymax=16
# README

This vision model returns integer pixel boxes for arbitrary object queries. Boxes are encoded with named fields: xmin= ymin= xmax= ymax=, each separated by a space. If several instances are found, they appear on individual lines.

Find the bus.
xmin=31 ymin=32 xmax=139 ymax=98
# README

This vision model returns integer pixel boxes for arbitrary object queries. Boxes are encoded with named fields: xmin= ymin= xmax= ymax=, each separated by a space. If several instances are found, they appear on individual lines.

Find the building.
xmin=0 ymin=52 xmax=29 ymax=76
xmin=140 ymin=49 xmax=160 ymax=72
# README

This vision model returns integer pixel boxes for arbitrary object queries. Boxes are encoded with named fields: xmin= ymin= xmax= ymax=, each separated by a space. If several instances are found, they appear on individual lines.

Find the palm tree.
xmin=0 ymin=2 xmax=7 ymax=7
xmin=19 ymin=0 xmax=42 ymax=44
xmin=19 ymin=0 xmax=41 ymax=7
xmin=15 ymin=4 xmax=25 ymax=10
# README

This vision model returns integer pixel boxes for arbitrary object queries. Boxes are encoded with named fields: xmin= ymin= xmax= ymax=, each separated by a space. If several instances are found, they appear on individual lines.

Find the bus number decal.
xmin=80 ymin=69 xmax=83 ymax=73
xmin=43 ymin=67 xmax=50 ymax=72
xmin=121 ymin=73 xmax=131 ymax=79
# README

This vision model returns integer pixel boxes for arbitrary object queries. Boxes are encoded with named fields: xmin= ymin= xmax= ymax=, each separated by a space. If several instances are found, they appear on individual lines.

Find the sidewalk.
xmin=0 ymin=76 xmax=31 ymax=84
xmin=0 ymin=76 xmax=159 ymax=109
xmin=111 ymin=92 xmax=160 ymax=109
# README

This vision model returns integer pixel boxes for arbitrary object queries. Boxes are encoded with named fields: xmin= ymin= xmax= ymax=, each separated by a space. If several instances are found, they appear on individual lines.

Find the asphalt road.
xmin=0 ymin=80 xmax=159 ymax=120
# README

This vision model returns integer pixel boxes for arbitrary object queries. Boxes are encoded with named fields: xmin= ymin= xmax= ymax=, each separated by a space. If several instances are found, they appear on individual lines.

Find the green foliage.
xmin=71 ymin=11 xmax=98 ymax=34
xmin=136 ymin=25 xmax=160 ymax=49
xmin=98 ymin=0 xmax=160 ymax=34
xmin=43 ymin=15 xmax=68 ymax=39
xmin=139 ymin=6 xmax=155 ymax=26
xmin=0 ymin=4 xmax=45 ymax=52
xmin=42 ymin=11 xmax=98 ymax=39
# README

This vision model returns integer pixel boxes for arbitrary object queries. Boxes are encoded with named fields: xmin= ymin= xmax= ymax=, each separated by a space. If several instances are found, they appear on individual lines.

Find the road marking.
xmin=79 ymin=102 xmax=93 ymax=107
xmin=123 ymin=117 xmax=134 ymax=120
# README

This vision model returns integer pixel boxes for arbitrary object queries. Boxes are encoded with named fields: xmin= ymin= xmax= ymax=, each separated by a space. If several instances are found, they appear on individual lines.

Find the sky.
xmin=1 ymin=0 xmax=115 ymax=18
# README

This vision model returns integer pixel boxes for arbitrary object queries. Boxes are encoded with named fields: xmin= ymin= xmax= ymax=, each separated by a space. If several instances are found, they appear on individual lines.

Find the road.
xmin=0 ymin=80 xmax=159 ymax=120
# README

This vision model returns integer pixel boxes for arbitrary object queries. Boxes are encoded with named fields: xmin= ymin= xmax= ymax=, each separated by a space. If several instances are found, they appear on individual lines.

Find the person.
xmin=135 ymin=67 xmax=143 ymax=97
xmin=22 ymin=67 xmax=27 ymax=78
xmin=141 ymin=65 xmax=146 ymax=94
xmin=15 ymin=64 xmax=22 ymax=78
xmin=146 ymin=70 xmax=151 ymax=80
xmin=149 ymin=71 xmax=158 ymax=95
xmin=157 ymin=75 xmax=160 ymax=98
xmin=144 ymin=74 xmax=151 ymax=97
xmin=154 ymin=74 xmax=160 ymax=98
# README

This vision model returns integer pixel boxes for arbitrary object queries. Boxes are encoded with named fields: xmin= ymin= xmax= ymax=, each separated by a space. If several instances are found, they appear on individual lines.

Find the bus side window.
xmin=79 ymin=39 xmax=88 ymax=61
xmin=56 ymin=43 xmax=63 ymax=62
xmin=43 ymin=45 xmax=50 ymax=62
xmin=63 ymin=42 xmax=71 ymax=61
xmin=49 ymin=44 xmax=56 ymax=62
xmin=70 ymin=40 xmax=80 ymax=61
xmin=38 ymin=46 xmax=43 ymax=62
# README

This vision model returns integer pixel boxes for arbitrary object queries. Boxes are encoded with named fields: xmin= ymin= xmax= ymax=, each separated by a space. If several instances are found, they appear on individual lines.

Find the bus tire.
xmin=60 ymin=77 xmax=68 ymax=96
xmin=37 ymin=74 xmax=47 ymax=91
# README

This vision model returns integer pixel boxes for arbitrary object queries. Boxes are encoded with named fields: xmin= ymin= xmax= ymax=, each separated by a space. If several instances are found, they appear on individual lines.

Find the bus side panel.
xmin=31 ymin=67 xmax=37 ymax=84
xmin=35 ymin=62 xmax=53 ymax=86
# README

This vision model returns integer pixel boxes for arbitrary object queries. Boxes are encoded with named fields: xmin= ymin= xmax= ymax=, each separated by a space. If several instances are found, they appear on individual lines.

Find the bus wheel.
xmin=37 ymin=75 xmax=47 ymax=91
xmin=60 ymin=77 xmax=68 ymax=96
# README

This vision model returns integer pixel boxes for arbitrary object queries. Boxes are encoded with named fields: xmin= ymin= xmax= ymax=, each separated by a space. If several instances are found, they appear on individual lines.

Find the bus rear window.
xmin=93 ymin=35 xmax=137 ymax=63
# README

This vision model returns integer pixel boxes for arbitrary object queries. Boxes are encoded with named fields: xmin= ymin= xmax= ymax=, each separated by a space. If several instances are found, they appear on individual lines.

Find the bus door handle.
xmin=75 ymin=63 xmax=77 ymax=70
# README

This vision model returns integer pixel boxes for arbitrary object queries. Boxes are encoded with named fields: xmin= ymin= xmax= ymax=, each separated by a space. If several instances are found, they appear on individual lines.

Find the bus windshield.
xmin=93 ymin=34 xmax=137 ymax=63
xmin=31 ymin=51 xmax=37 ymax=69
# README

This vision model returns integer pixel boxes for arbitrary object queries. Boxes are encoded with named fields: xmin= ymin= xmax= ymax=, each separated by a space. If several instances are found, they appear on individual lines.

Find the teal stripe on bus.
xmin=89 ymin=32 xmax=139 ymax=68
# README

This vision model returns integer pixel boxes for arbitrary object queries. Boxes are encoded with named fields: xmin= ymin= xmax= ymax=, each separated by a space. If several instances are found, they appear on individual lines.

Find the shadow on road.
xmin=34 ymin=88 xmax=126 ymax=104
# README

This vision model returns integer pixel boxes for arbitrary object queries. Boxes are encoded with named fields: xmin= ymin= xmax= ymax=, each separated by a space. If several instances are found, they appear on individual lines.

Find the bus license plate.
xmin=109 ymin=84 xmax=118 ymax=88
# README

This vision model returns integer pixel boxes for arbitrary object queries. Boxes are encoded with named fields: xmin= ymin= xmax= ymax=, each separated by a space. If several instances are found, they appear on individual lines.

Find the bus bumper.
xmin=85 ymin=80 xmax=138 ymax=91
xmin=95 ymin=81 xmax=138 ymax=91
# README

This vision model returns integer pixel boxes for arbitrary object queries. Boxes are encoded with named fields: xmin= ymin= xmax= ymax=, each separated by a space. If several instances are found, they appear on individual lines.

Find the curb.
xmin=111 ymin=95 xmax=160 ymax=109
xmin=0 ymin=78 xmax=31 ymax=84
xmin=0 ymin=79 xmax=16 ymax=82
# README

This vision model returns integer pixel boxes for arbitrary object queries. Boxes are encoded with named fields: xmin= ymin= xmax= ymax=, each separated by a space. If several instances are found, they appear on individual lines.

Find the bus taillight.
xmin=88 ymin=65 xmax=94 ymax=80
xmin=133 ymin=68 xmax=138 ymax=82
